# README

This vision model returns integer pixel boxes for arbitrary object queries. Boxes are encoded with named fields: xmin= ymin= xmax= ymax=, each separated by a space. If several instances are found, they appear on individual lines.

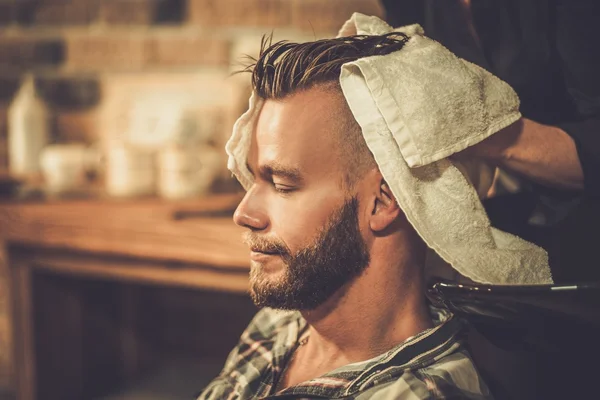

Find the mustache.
xmin=243 ymin=232 xmax=291 ymax=256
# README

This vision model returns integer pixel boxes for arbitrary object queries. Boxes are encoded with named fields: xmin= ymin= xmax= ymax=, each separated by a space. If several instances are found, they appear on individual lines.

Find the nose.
xmin=233 ymin=189 xmax=269 ymax=231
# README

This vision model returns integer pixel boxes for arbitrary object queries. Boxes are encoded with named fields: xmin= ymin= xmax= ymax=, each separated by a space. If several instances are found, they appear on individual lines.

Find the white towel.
xmin=226 ymin=13 xmax=553 ymax=285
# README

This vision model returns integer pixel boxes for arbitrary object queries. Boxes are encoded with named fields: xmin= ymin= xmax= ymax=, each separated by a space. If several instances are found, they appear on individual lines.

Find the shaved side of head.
xmin=324 ymin=84 xmax=377 ymax=190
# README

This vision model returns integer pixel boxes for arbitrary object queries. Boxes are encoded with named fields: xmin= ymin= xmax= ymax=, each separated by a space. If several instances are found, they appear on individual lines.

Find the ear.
xmin=369 ymin=179 xmax=401 ymax=232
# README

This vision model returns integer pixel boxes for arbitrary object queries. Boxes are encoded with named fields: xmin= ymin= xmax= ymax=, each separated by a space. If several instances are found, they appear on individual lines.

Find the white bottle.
xmin=8 ymin=74 xmax=50 ymax=178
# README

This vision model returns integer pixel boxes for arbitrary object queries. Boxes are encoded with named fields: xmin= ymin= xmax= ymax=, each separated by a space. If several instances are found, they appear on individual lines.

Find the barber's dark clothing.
xmin=382 ymin=0 xmax=600 ymax=282
xmin=381 ymin=7 xmax=599 ymax=399
xmin=382 ymin=0 xmax=600 ymax=197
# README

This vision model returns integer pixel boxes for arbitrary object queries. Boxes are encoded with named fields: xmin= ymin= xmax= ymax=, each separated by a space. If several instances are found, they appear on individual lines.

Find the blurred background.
xmin=0 ymin=1 xmax=384 ymax=399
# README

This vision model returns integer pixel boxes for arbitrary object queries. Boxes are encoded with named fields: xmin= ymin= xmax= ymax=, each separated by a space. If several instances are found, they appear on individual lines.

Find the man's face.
xmin=233 ymin=87 xmax=371 ymax=310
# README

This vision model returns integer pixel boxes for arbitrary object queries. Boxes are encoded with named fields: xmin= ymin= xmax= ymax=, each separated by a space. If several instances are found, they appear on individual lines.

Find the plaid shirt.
xmin=198 ymin=306 xmax=493 ymax=399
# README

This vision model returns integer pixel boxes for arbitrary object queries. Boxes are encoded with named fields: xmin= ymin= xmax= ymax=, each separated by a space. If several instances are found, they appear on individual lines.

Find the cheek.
xmin=268 ymin=190 xmax=344 ymax=252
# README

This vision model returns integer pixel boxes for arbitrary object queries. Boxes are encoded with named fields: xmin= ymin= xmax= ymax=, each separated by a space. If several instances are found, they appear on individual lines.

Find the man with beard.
xmin=198 ymin=34 xmax=493 ymax=399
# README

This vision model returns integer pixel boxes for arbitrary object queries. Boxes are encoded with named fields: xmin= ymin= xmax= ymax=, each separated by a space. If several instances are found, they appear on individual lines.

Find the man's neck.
xmin=299 ymin=239 xmax=432 ymax=371
xmin=274 ymin=233 xmax=434 ymax=392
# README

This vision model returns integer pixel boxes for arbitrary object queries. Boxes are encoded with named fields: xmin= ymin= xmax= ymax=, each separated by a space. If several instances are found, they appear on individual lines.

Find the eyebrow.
xmin=246 ymin=162 xmax=304 ymax=183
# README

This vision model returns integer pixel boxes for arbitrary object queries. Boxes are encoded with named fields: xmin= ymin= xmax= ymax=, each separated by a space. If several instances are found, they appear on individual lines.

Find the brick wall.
xmin=0 ymin=0 xmax=384 ymax=390
xmin=0 ymin=0 xmax=384 ymax=161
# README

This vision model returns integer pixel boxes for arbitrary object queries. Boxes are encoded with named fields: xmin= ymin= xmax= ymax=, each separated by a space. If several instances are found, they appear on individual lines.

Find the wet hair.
xmin=243 ymin=33 xmax=410 ymax=189
xmin=249 ymin=32 xmax=409 ymax=98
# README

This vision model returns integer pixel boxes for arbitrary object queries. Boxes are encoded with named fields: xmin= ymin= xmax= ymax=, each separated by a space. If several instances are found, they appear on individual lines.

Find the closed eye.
xmin=273 ymin=183 xmax=296 ymax=194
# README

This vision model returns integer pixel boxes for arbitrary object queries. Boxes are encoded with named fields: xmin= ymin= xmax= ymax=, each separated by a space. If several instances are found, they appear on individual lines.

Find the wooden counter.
xmin=0 ymin=194 xmax=252 ymax=400
xmin=0 ymin=193 xmax=249 ymax=266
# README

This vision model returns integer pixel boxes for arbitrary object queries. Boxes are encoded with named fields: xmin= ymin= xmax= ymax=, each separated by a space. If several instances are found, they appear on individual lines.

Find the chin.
xmin=250 ymin=259 xmax=284 ymax=281
xmin=250 ymin=256 xmax=286 ymax=274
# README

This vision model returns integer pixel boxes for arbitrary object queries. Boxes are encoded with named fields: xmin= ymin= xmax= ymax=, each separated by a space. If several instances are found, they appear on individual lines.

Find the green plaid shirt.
xmin=198 ymin=306 xmax=493 ymax=399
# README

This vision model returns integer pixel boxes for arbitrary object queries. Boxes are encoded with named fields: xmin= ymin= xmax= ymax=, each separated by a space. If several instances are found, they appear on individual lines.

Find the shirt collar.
xmin=267 ymin=306 xmax=463 ymax=398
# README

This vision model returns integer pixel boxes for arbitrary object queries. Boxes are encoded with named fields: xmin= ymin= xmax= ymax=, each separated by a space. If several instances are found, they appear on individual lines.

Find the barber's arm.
xmin=461 ymin=0 xmax=600 ymax=197
xmin=459 ymin=118 xmax=585 ymax=191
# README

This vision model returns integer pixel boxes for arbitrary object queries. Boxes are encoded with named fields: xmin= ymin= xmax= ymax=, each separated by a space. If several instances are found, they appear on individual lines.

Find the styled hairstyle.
xmin=250 ymin=32 xmax=409 ymax=99
xmin=244 ymin=33 xmax=409 ymax=189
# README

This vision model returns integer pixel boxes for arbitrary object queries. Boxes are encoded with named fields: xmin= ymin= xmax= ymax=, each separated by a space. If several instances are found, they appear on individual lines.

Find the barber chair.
xmin=428 ymin=282 xmax=600 ymax=400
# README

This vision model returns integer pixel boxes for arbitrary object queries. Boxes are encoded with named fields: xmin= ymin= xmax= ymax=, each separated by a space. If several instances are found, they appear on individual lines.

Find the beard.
xmin=244 ymin=197 xmax=370 ymax=311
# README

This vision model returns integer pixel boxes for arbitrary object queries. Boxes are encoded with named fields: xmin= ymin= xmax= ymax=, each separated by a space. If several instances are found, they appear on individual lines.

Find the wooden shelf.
xmin=0 ymin=193 xmax=250 ymax=271
xmin=29 ymin=250 xmax=250 ymax=293
xmin=0 ymin=194 xmax=254 ymax=400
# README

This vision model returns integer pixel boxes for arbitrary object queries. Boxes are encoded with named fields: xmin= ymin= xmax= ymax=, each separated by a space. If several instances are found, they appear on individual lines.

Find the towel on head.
xmin=226 ymin=13 xmax=553 ymax=285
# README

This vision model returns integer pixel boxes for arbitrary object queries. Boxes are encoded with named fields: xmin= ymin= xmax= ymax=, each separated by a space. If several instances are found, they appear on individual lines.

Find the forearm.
xmin=462 ymin=118 xmax=585 ymax=191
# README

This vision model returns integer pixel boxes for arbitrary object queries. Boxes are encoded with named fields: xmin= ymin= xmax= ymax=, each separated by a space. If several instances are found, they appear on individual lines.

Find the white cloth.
xmin=226 ymin=13 xmax=553 ymax=285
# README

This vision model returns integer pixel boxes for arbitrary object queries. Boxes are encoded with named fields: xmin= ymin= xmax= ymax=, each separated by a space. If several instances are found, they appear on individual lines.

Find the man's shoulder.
xmin=360 ymin=347 xmax=494 ymax=399
xmin=211 ymin=308 xmax=302 ymax=392
xmin=244 ymin=307 xmax=302 ymax=340
xmin=218 ymin=307 xmax=301 ymax=373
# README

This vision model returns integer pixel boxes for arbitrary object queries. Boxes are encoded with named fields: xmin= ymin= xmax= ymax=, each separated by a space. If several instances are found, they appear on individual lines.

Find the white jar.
xmin=8 ymin=75 xmax=50 ymax=177
xmin=157 ymin=145 xmax=221 ymax=200
xmin=105 ymin=144 xmax=155 ymax=198
xmin=40 ymin=144 xmax=91 ymax=194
